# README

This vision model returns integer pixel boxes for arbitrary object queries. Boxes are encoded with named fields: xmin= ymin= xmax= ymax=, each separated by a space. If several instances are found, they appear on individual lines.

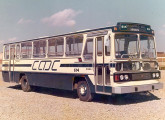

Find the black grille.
xmin=132 ymin=73 xmax=151 ymax=80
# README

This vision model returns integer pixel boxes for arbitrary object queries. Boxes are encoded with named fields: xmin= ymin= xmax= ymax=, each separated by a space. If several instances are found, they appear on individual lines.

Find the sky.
xmin=0 ymin=0 xmax=165 ymax=52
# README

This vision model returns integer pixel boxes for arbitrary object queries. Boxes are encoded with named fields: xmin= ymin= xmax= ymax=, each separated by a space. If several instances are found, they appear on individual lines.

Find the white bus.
xmin=2 ymin=22 xmax=163 ymax=101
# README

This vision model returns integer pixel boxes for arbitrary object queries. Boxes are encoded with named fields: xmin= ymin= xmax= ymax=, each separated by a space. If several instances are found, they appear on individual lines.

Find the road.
xmin=0 ymin=71 xmax=165 ymax=120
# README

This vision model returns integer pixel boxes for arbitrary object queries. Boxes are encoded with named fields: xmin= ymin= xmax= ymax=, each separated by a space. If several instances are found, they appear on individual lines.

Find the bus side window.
xmin=16 ymin=44 xmax=20 ymax=59
xmin=33 ymin=40 xmax=46 ymax=58
xmin=97 ymin=37 xmax=103 ymax=56
xmin=66 ymin=34 xmax=83 ymax=56
xmin=21 ymin=42 xmax=32 ymax=58
xmin=105 ymin=36 xmax=110 ymax=56
xmin=56 ymin=38 xmax=64 ymax=56
xmin=83 ymin=38 xmax=93 ymax=61
xmin=48 ymin=37 xmax=64 ymax=57
xmin=4 ymin=45 xmax=9 ymax=60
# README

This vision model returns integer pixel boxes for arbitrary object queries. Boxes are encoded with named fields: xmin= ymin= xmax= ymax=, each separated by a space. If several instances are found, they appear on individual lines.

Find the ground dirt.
xmin=0 ymin=71 xmax=165 ymax=120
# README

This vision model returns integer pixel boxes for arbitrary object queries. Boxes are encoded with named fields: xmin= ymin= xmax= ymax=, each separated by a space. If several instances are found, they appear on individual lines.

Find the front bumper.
xmin=112 ymin=82 xmax=163 ymax=94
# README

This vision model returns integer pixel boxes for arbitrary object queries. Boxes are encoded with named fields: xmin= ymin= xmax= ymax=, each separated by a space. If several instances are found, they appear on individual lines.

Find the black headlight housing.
xmin=114 ymin=71 xmax=161 ymax=82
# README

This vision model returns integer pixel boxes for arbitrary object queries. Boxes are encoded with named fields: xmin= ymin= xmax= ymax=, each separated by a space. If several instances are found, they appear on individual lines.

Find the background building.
xmin=157 ymin=52 xmax=165 ymax=70
xmin=0 ymin=52 xmax=2 ymax=71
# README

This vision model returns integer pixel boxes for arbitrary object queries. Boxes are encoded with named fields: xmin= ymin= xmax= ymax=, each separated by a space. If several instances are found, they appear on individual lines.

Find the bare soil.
xmin=0 ymin=71 xmax=165 ymax=120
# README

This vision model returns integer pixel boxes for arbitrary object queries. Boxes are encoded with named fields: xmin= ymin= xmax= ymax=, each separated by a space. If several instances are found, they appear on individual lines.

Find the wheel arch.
xmin=19 ymin=73 xmax=26 ymax=83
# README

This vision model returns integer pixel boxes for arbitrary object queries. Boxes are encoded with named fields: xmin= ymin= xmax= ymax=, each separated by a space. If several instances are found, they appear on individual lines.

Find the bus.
xmin=2 ymin=22 xmax=163 ymax=101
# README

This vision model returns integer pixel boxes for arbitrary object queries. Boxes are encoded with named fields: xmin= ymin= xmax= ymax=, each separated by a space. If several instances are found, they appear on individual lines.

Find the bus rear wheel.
xmin=20 ymin=76 xmax=31 ymax=92
xmin=77 ymin=81 xmax=93 ymax=102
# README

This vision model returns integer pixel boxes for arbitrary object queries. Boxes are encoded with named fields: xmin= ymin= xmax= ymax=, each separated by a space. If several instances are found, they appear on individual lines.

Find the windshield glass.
xmin=140 ymin=35 xmax=156 ymax=58
xmin=115 ymin=34 xmax=139 ymax=59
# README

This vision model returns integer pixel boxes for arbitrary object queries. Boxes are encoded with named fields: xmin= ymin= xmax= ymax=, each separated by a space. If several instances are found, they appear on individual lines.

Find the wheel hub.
xmin=23 ymin=79 xmax=27 ymax=86
xmin=79 ymin=85 xmax=87 ymax=96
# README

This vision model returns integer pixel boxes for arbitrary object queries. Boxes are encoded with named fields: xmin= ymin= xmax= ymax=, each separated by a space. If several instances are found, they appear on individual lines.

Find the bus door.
xmin=95 ymin=36 xmax=110 ymax=93
xmin=9 ymin=45 xmax=15 ymax=82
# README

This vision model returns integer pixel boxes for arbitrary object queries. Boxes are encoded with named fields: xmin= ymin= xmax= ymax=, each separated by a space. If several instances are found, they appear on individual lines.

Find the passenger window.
xmin=105 ymin=36 xmax=110 ymax=56
xmin=4 ymin=45 xmax=9 ymax=60
xmin=97 ymin=37 xmax=103 ymax=56
xmin=66 ymin=35 xmax=83 ymax=56
xmin=16 ymin=44 xmax=20 ymax=59
xmin=33 ymin=40 xmax=46 ymax=58
xmin=48 ymin=37 xmax=64 ymax=57
xmin=10 ymin=45 xmax=15 ymax=59
xmin=83 ymin=38 xmax=93 ymax=61
xmin=21 ymin=42 xmax=32 ymax=58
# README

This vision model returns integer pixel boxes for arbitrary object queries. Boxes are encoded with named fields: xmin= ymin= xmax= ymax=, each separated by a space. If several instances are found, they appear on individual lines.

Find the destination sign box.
xmin=113 ymin=22 xmax=154 ymax=34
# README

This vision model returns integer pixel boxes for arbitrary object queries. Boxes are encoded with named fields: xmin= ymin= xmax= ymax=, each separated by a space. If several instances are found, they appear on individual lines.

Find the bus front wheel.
xmin=77 ymin=81 xmax=93 ymax=102
xmin=20 ymin=76 xmax=31 ymax=92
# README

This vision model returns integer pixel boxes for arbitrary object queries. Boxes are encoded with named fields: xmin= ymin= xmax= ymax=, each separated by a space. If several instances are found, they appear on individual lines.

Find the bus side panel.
xmin=2 ymin=71 xmax=10 ymax=82
xmin=13 ymin=72 xmax=21 ymax=83
xmin=2 ymin=71 xmax=21 ymax=83
xmin=25 ymin=72 xmax=73 ymax=90
xmin=85 ymin=75 xmax=95 ymax=93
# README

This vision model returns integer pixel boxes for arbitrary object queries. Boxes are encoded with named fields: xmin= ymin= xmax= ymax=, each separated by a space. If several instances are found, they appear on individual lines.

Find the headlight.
xmin=124 ymin=75 xmax=129 ymax=80
xmin=152 ymin=73 xmax=156 ymax=78
xmin=120 ymin=75 xmax=124 ymax=80
xmin=156 ymin=73 xmax=159 ymax=78
xmin=114 ymin=74 xmax=130 ymax=82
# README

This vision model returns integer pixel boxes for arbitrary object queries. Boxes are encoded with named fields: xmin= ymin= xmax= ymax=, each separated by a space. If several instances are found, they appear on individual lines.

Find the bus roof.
xmin=4 ymin=26 xmax=113 ymax=45
xmin=3 ymin=22 xmax=154 ymax=45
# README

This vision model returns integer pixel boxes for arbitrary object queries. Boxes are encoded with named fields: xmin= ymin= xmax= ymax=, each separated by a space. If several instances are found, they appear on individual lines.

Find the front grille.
xmin=132 ymin=73 xmax=152 ymax=80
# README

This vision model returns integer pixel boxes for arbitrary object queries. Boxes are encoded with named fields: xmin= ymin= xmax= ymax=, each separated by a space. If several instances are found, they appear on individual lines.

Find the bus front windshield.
xmin=115 ymin=34 xmax=156 ymax=59
xmin=140 ymin=35 xmax=156 ymax=59
xmin=115 ymin=34 xmax=139 ymax=59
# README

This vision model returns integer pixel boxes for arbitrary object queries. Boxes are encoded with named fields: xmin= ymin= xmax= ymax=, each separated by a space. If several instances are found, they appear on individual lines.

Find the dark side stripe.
xmin=60 ymin=63 xmax=116 ymax=67
xmin=2 ymin=64 xmax=32 ymax=67
xmin=3 ymin=63 xmax=115 ymax=68
xmin=60 ymin=64 xmax=92 ymax=67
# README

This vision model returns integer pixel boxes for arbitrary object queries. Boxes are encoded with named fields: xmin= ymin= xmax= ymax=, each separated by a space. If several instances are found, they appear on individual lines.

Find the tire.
xmin=77 ymin=81 xmax=94 ymax=102
xmin=20 ymin=76 xmax=31 ymax=92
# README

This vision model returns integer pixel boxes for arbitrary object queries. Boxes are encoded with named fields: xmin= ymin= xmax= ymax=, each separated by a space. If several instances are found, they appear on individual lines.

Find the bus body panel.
xmin=2 ymin=22 xmax=163 ymax=97
xmin=112 ymin=82 xmax=163 ymax=94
